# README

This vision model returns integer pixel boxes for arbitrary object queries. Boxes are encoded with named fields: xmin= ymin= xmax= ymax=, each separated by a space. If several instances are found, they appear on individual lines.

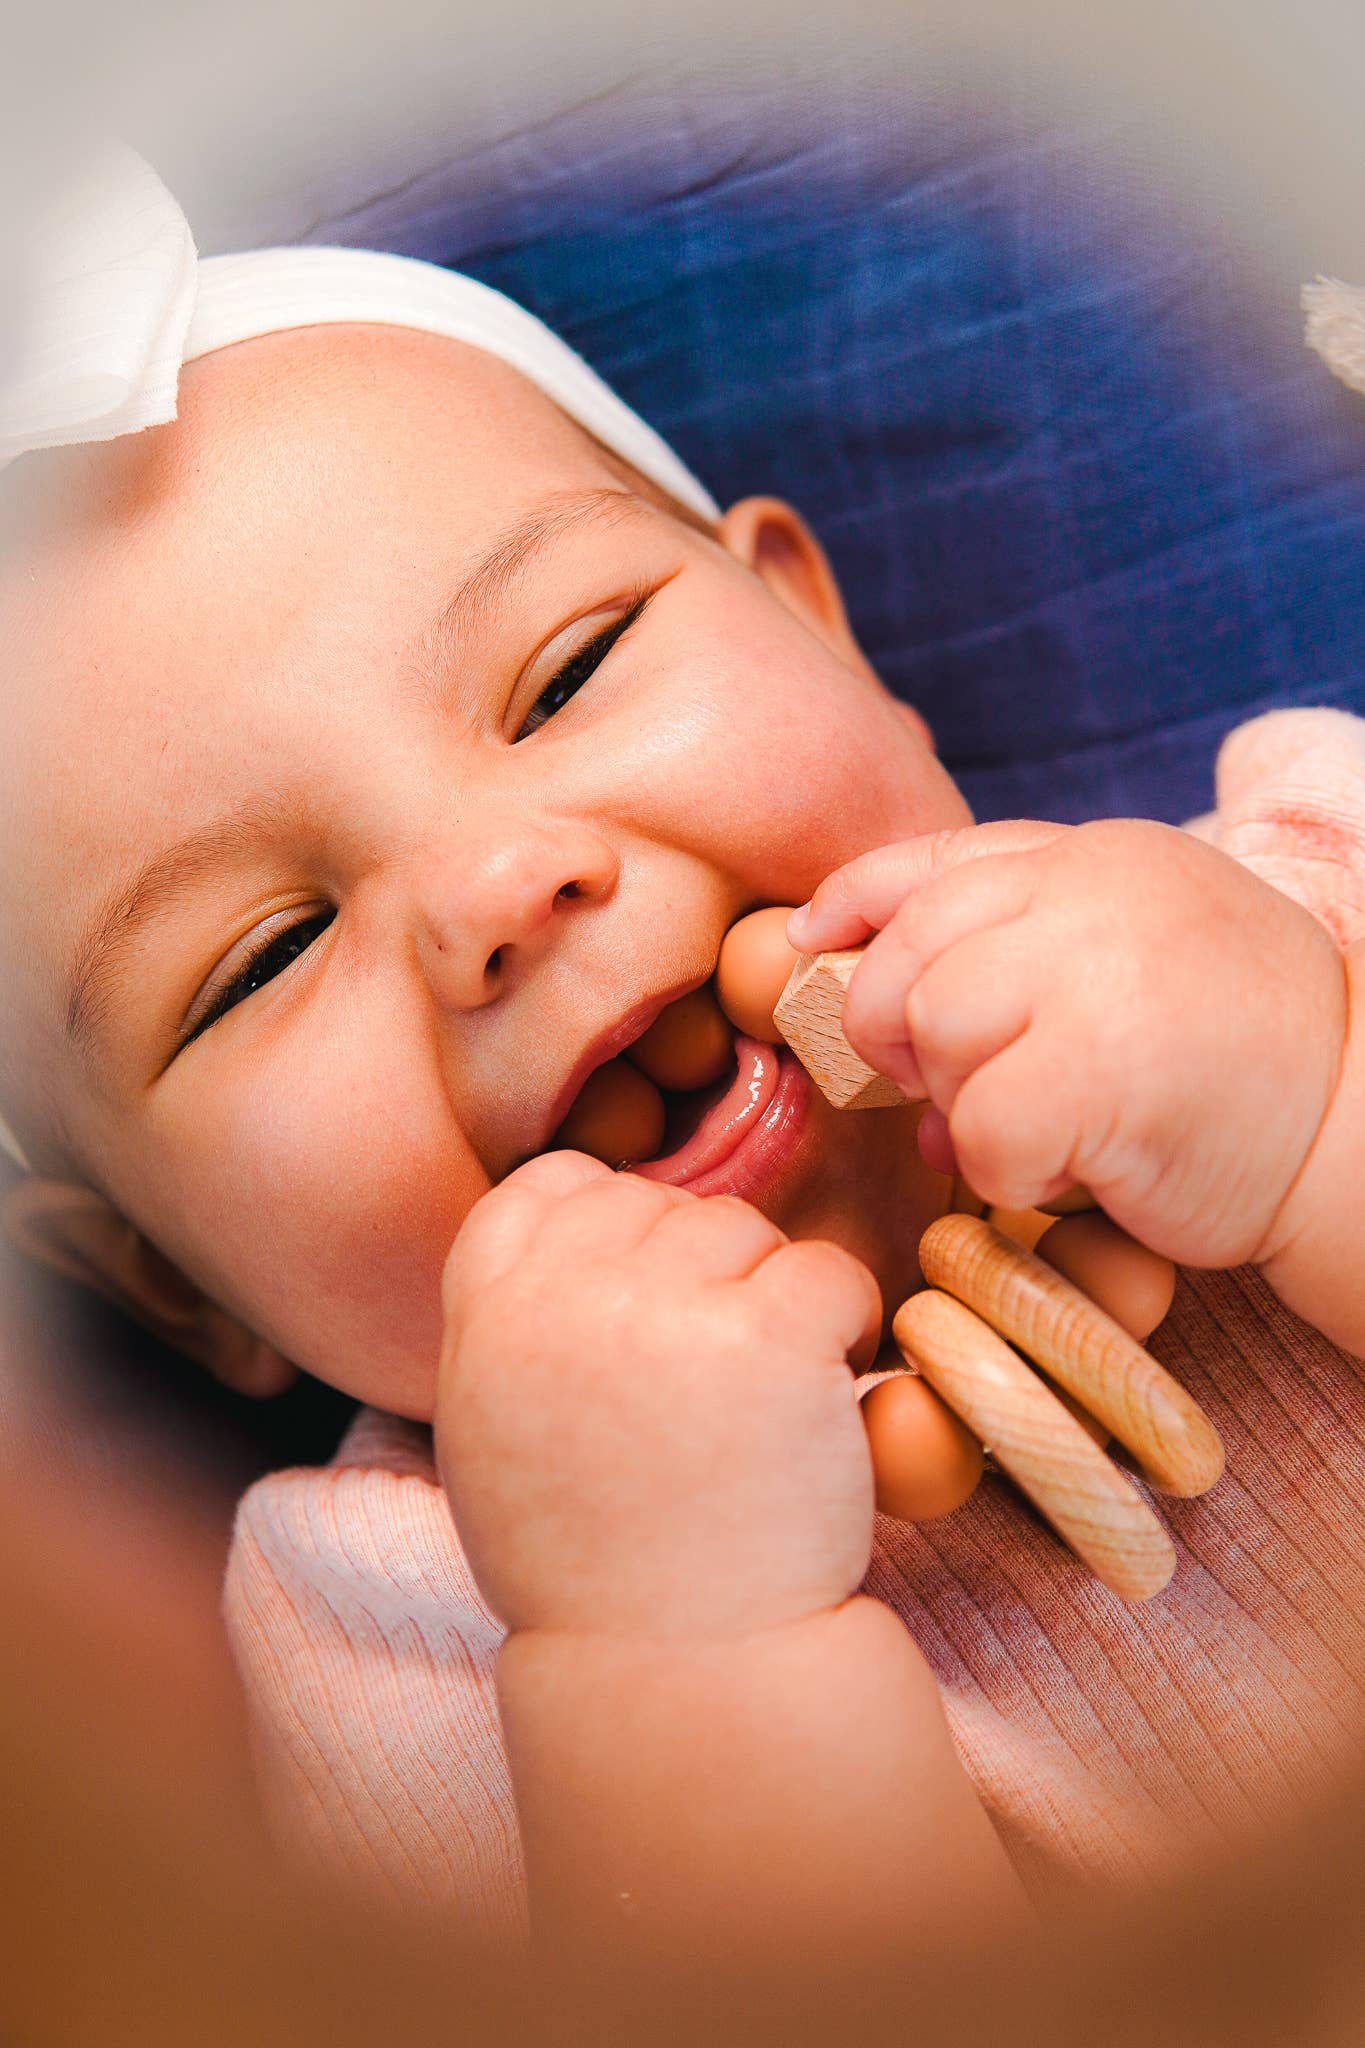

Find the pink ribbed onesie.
xmin=222 ymin=709 xmax=1365 ymax=1945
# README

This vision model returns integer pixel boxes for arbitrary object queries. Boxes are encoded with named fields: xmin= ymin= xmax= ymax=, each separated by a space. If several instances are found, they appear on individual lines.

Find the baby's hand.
xmin=789 ymin=818 xmax=1348 ymax=1269
xmin=435 ymin=1151 xmax=882 ymax=1641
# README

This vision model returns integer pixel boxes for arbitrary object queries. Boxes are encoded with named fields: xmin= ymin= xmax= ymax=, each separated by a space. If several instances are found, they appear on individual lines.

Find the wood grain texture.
xmin=772 ymin=952 xmax=911 ymax=1109
xmin=919 ymin=1214 xmax=1224 ymax=1498
xmin=893 ymin=1289 xmax=1177 ymax=1599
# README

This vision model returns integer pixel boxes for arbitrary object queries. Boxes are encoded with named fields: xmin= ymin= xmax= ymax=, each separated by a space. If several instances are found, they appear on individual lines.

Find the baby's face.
xmin=0 ymin=326 xmax=971 ymax=1416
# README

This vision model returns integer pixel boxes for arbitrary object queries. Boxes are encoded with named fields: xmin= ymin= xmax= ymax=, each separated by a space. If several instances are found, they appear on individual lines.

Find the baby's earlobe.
xmin=194 ymin=1316 xmax=299 ymax=1399
xmin=891 ymin=695 xmax=937 ymax=756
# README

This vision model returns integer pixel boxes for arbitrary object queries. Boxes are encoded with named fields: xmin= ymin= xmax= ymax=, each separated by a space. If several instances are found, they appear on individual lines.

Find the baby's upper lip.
xmin=525 ymin=974 xmax=713 ymax=1163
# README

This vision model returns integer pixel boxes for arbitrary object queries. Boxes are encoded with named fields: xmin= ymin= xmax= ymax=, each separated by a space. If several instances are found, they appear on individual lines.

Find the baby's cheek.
xmin=157 ymin=1041 xmax=488 ymax=1418
xmin=640 ymin=614 xmax=970 ymax=892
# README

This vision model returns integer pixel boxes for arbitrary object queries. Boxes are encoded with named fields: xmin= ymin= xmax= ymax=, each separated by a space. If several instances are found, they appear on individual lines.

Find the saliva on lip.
xmin=551 ymin=909 xmax=804 ymax=1168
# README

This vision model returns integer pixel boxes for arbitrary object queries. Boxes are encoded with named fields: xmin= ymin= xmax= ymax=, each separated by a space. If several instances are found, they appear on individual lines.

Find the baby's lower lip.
xmin=633 ymin=1036 xmax=813 ymax=1200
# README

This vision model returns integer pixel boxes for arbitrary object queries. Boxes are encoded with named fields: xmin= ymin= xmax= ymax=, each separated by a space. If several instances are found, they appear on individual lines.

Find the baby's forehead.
xmin=3 ymin=322 xmax=647 ymax=747
xmin=1 ymin=325 xmax=627 ymax=789
xmin=11 ymin=324 xmax=618 ymax=556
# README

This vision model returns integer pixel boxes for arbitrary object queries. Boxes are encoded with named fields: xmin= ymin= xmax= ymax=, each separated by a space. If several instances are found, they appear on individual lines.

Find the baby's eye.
xmin=187 ymin=909 xmax=336 ymax=1044
xmin=515 ymin=592 xmax=651 ymax=741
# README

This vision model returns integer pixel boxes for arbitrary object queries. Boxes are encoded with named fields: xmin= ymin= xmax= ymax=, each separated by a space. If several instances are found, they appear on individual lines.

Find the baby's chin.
xmin=771 ymin=1094 xmax=953 ymax=1343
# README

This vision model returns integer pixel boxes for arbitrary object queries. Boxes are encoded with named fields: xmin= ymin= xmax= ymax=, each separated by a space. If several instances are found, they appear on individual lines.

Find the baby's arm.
xmin=790 ymin=819 xmax=1365 ymax=1355
xmin=437 ymin=1153 xmax=1024 ymax=1970
xmin=1186 ymin=708 xmax=1365 ymax=1355
xmin=499 ymin=1598 xmax=1013 ymax=1971
xmin=1250 ymin=934 xmax=1365 ymax=1356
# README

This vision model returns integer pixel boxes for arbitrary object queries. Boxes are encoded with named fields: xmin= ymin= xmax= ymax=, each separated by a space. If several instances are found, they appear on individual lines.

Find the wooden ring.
xmin=893 ymin=1289 xmax=1177 ymax=1600
xmin=919 ymin=1214 xmax=1224 ymax=1499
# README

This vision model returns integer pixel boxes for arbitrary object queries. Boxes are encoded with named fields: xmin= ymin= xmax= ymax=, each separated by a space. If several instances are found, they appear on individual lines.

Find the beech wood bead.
xmin=863 ymin=1373 xmax=985 ymax=1521
xmin=627 ymin=986 xmax=734 ymax=1093
xmin=1036 ymin=1212 xmax=1177 ymax=1345
xmin=1035 ymin=1186 xmax=1100 ymax=1217
xmin=714 ymin=907 xmax=802 ymax=1043
xmin=555 ymin=1058 xmax=666 ymax=1167
xmin=982 ymin=1203 xmax=1054 ymax=1252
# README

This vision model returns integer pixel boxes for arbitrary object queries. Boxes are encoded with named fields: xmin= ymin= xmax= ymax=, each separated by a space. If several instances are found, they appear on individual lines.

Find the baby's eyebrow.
xmin=64 ymin=790 xmax=318 ymax=1059
xmin=63 ymin=486 xmax=655 ymax=1059
xmin=415 ymin=485 xmax=650 ymax=689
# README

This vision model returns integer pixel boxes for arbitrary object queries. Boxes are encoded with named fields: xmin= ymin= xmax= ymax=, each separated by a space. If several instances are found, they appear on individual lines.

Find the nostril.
xmin=557 ymin=881 xmax=582 ymax=901
xmin=486 ymin=946 xmax=503 ymax=979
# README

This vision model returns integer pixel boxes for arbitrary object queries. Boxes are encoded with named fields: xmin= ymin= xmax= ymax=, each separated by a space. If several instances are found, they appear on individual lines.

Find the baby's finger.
xmin=916 ymin=1105 xmax=959 ymax=1176
xmin=839 ymin=857 xmax=1039 ymax=1085
xmin=640 ymin=1192 xmax=788 ymax=1283
xmin=946 ymin=1039 xmax=1084 ymax=1213
xmin=788 ymin=819 xmax=1066 ymax=952
xmin=744 ymin=1239 xmax=884 ymax=1371
xmin=1211 ymin=706 xmax=1365 ymax=813
xmin=1209 ymin=708 xmax=1365 ymax=946
xmin=904 ymin=926 xmax=1036 ymax=1110
xmin=442 ymin=1149 xmax=611 ymax=1316
xmin=529 ymin=1169 xmax=691 ymax=1268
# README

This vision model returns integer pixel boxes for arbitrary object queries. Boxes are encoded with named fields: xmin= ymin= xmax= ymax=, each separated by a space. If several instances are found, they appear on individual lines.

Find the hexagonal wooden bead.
xmin=772 ymin=950 xmax=911 ymax=1110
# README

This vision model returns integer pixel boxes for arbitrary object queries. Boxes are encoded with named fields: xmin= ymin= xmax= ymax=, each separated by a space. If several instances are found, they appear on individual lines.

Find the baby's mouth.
xmin=547 ymin=969 xmax=752 ymax=1158
xmin=632 ymin=1035 xmax=781 ymax=1186
xmin=542 ymin=958 xmax=818 ymax=1202
xmin=548 ymin=982 xmax=741 ymax=1169
xmin=654 ymin=1049 xmax=739 ymax=1156
xmin=549 ymin=996 xmax=792 ymax=1189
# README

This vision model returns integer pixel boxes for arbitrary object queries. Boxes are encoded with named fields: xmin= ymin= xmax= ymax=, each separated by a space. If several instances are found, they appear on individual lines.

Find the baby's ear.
xmin=718 ymin=497 xmax=867 ymax=665
xmin=0 ymin=1179 xmax=297 ymax=1398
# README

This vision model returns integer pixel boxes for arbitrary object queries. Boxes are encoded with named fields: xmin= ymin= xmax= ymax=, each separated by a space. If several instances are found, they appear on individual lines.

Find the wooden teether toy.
xmin=893 ymin=1287 xmax=1179 ymax=1598
xmin=919 ymin=1214 xmax=1222 ymax=1499
xmin=774 ymin=952 xmax=910 ymax=1109
xmin=719 ymin=908 xmax=1225 ymax=1599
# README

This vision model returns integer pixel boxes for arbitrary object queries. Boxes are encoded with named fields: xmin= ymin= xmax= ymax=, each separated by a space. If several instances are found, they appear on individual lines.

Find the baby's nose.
xmin=414 ymin=824 xmax=617 ymax=1009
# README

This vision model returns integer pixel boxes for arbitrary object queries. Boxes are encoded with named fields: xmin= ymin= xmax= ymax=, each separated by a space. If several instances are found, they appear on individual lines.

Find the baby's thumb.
xmin=790 ymin=820 xmax=1065 ymax=951
xmin=1213 ymin=708 xmax=1365 ymax=808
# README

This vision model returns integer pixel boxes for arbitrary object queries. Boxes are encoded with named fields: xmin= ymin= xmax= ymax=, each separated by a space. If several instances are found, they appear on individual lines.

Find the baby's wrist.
xmin=497 ymin=1598 xmax=1005 ymax=1960
xmin=496 ymin=1599 xmax=905 ymax=1901
xmin=498 ymin=1593 xmax=878 ymax=1678
xmin=496 ymin=1598 xmax=907 ymax=1774
xmin=1256 ymin=936 xmax=1365 ymax=1355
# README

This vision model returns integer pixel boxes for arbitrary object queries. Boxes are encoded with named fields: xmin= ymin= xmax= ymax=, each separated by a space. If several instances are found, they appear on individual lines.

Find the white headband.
xmin=0 ymin=148 xmax=719 ymax=1171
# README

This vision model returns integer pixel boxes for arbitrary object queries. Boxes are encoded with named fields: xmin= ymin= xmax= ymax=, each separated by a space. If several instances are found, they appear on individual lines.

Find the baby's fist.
xmin=796 ymin=819 xmax=1347 ymax=1269
xmin=436 ymin=1152 xmax=882 ymax=1641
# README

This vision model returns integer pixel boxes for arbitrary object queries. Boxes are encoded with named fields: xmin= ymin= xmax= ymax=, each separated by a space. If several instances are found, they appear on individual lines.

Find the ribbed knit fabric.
xmin=224 ymin=1405 xmax=527 ymax=1946
xmin=224 ymin=1267 xmax=1365 ymax=1931
xmin=222 ymin=706 xmax=1365 ymax=1934
xmin=869 ymin=1265 xmax=1365 ymax=1893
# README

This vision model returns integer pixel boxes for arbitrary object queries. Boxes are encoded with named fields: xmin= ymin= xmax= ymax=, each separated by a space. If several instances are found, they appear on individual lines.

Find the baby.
xmin=4 ymin=166 xmax=1365 ymax=1969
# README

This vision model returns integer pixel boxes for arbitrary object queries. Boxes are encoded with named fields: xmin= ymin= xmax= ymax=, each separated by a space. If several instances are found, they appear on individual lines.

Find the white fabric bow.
xmin=0 ymin=144 xmax=197 ymax=471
